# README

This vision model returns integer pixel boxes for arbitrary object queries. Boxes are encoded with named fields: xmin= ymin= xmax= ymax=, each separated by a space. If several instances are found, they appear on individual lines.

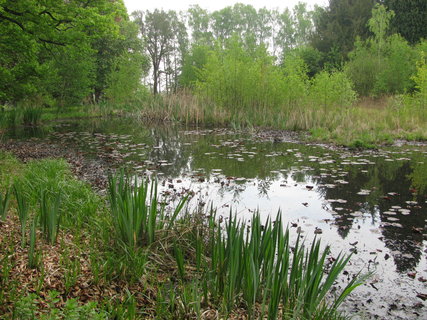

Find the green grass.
xmin=14 ymin=182 xmax=30 ymax=247
xmin=22 ymin=107 xmax=43 ymax=126
xmin=0 ymin=188 xmax=11 ymax=221
xmin=198 ymin=211 xmax=368 ymax=319
xmin=14 ymin=158 xmax=101 ymax=230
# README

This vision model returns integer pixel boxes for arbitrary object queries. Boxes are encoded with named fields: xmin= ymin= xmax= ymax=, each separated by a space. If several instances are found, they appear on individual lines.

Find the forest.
xmin=0 ymin=0 xmax=426 ymax=146
xmin=1 ymin=0 xmax=427 ymax=319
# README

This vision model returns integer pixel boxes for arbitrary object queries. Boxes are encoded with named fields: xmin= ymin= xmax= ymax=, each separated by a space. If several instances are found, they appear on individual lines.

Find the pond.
xmin=5 ymin=117 xmax=427 ymax=319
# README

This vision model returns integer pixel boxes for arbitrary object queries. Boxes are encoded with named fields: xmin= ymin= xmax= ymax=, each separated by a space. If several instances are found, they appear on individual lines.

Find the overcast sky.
xmin=123 ymin=0 xmax=329 ymax=14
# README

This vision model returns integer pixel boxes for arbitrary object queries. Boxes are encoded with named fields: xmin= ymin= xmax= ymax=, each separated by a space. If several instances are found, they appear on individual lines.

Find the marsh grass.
xmin=14 ymin=183 xmax=30 ymax=247
xmin=199 ymin=211 xmax=367 ymax=319
xmin=132 ymin=92 xmax=427 ymax=146
xmin=28 ymin=217 xmax=39 ymax=269
xmin=15 ymin=159 xmax=101 ymax=229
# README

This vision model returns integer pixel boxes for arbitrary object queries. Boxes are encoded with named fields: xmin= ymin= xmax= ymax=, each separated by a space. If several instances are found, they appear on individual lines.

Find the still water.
xmin=7 ymin=117 xmax=427 ymax=319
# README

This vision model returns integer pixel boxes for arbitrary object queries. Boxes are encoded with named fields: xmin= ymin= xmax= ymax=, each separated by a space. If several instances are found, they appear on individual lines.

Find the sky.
xmin=123 ymin=0 xmax=329 ymax=14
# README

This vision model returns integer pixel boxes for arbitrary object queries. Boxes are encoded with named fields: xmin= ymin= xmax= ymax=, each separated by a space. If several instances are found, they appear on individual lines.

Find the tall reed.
xmin=28 ymin=217 xmax=38 ymax=268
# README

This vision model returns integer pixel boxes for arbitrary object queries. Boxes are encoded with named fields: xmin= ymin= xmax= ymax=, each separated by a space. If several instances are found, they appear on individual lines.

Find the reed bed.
xmin=131 ymin=92 xmax=427 ymax=147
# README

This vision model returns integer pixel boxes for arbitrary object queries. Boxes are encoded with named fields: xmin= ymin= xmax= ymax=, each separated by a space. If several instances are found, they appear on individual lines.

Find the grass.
xmin=122 ymin=92 xmax=427 ymax=147
xmin=22 ymin=107 xmax=43 ymax=126
xmin=0 ymin=151 xmax=368 ymax=319
xmin=0 ymin=188 xmax=11 ymax=221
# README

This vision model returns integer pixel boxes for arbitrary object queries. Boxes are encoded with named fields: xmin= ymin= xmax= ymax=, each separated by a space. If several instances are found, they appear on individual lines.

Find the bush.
xmin=310 ymin=70 xmax=357 ymax=109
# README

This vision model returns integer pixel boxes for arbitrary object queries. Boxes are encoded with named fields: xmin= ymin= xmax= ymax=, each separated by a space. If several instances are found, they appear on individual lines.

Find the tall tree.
xmin=0 ymin=0 xmax=130 ymax=105
xmin=381 ymin=0 xmax=427 ymax=44
xmin=133 ymin=10 xmax=186 ymax=94
xmin=187 ymin=5 xmax=212 ymax=44
xmin=311 ymin=0 xmax=376 ymax=65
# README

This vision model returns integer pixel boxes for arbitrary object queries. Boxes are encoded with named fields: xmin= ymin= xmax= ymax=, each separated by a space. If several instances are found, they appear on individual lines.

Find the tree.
xmin=345 ymin=4 xmax=417 ymax=96
xmin=0 ymin=0 xmax=131 ymax=106
xmin=381 ymin=0 xmax=427 ymax=44
xmin=187 ymin=5 xmax=212 ymax=44
xmin=104 ymin=21 xmax=149 ymax=104
xmin=133 ymin=10 xmax=187 ymax=94
xmin=311 ymin=0 xmax=376 ymax=65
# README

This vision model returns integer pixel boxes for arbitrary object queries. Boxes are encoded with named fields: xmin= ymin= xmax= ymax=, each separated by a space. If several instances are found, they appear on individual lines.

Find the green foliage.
xmin=411 ymin=50 xmax=427 ymax=108
xmin=179 ymin=44 xmax=210 ymax=87
xmin=14 ymin=183 xmax=30 ymax=246
xmin=373 ymin=35 xmax=416 ymax=95
xmin=382 ymin=0 xmax=427 ymax=44
xmin=195 ymin=37 xmax=289 ymax=114
xmin=15 ymin=159 xmax=101 ymax=229
xmin=48 ymin=44 xmax=96 ymax=107
xmin=345 ymin=39 xmax=379 ymax=96
xmin=38 ymin=190 xmax=62 ymax=245
xmin=202 ymin=212 xmax=367 ymax=318
xmin=0 ymin=0 xmax=142 ymax=107
xmin=0 ymin=188 xmax=11 ymax=221
xmin=346 ymin=5 xmax=418 ymax=96
xmin=22 ymin=107 xmax=43 ymax=126
xmin=281 ymin=52 xmax=310 ymax=108
xmin=311 ymin=0 xmax=376 ymax=64
xmin=104 ymin=50 xmax=148 ymax=105
xmin=107 ymin=171 xmax=188 ymax=248
xmin=28 ymin=217 xmax=39 ymax=269
xmin=291 ymin=46 xmax=324 ymax=77
xmin=13 ymin=291 xmax=108 ymax=320
xmin=132 ymin=9 xmax=187 ymax=94
xmin=96 ymin=19 xmax=149 ymax=104
xmin=0 ymin=151 xmax=22 ymax=189
xmin=310 ymin=71 xmax=357 ymax=109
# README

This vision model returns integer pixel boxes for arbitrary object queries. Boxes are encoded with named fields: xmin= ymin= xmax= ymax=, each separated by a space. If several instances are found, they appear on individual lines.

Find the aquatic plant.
xmin=203 ymin=211 xmax=367 ymax=319
xmin=28 ymin=217 xmax=39 ymax=269
xmin=107 ymin=170 xmax=188 ymax=248
xmin=38 ymin=190 xmax=62 ymax=245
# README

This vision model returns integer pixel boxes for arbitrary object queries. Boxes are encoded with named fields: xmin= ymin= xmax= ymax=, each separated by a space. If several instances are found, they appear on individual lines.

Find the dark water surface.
xmin=7 ymin=118 xmax=427 ymax=319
